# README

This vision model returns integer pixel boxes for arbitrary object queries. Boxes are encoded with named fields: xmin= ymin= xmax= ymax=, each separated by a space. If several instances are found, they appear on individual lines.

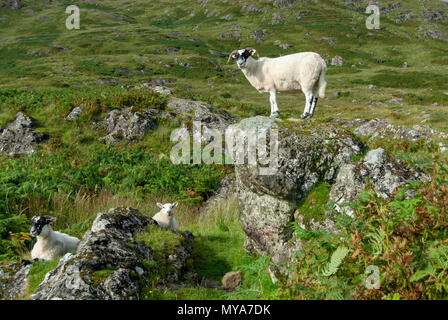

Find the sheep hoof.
xmin=300 ymin=113 xmax=311 ymax=119
xmin=270 ymin=111 xmax=280 ymax=118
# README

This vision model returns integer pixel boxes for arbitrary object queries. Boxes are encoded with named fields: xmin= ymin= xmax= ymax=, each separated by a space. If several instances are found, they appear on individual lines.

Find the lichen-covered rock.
xmin=30 ymin=207 xmax=154 ymax=300
xmin=166 ymin=231 xmax=196 ymax=283
xmin=29 ymin=207 xmax=196 ymax=300
xmin=232 ymin=117 xmax=363 ymax=262
xmin=166 ymin=97 xmax=238 ymax=133
xmin=66 ymin=106 xmax=83 ymax=121
xmin=0 ymin=262 xmax=31 ymax=299
xmin=96 ymin=97 xmax=238 ymax=144
xmin=333 ymin=118 xmax=448 ymax=151
xmin=98 ymin=107 xmax=173 ymax=144
xmin=330 ymin=148 xmax=430 ymax=216
xmin=0 ymin=112 xmax=49 ymax=156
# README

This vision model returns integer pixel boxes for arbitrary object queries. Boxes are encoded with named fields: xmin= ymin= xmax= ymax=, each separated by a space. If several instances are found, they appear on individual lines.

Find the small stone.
xmin=222 ymin=271 xmax=242 ymax=291
xmin=331 ymin=56 xmax=344 ymax=66
xmin=66 ymin=106 xmax=83 ymax=121
xmin=135 ymin=266 xmax=144 ymax=276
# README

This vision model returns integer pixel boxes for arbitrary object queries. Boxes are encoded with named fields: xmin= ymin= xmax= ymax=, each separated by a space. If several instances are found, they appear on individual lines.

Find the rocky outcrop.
xmin=29 ymin=207 xmax=195 ymax=300
xmin=331 ymin=118 xmax=448 ymax=151
xmin=0 ymin=112 xmax=49 ymax=156
xmin=231 ymin=117 xmax=363 ymax=262
xmin=30 ymin=207 xmax=153 ymax=300
xmin=422 ymin=8 xmax=446 ymax=23
xmin=166 ymin=97 xmax=239 ymax=134
xmin=273 ymin=0 xmax=297 ymax=9
xmin=0 ymin=0 xmax=24 ymax=10
xmin=98 ymin=107 xmax=173 ymax=144
xmin=0 ymin=262 xmax=31 ymax=299
xmin=250 ymin=29 xmax=269 ymax=43
xmin=330 ymin=148 xmax=429 ymax=216
xmin=97 ymin=94 xmax=238 ymax=144
xmin=232 ymin=116 xmax=432 ymax=273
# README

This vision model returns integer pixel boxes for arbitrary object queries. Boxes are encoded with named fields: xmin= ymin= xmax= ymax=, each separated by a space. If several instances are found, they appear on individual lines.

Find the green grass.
xmin=24 ymin=259 xmax=60 ymax=299
xmin=139 ymin=196 xmax=281 ymax=300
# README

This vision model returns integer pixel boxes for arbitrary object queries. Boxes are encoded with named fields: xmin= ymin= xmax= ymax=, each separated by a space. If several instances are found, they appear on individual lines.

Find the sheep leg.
xmin=309 ymin=97 xmax=319 ymax=117
xmin=269 ymin=91 xmax=280 ymax=118
xmin=301 ymin=92 xmax=313 ymax=119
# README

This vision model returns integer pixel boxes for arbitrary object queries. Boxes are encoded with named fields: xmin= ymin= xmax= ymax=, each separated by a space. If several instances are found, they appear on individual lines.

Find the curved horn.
xmin=227 ymin=49 xmax=238 ymax=64
xmin=245 ymin=47 xmax=259 ymax=58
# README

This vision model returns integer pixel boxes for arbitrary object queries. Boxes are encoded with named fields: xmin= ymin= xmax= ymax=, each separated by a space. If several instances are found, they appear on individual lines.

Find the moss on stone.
xmin=294 ymin=182 xmax=332 ymax=226
xmin=91 ymin=268 xmax=117 ymax=287
xmin=135 ymin=225 xmax=183 ymax=278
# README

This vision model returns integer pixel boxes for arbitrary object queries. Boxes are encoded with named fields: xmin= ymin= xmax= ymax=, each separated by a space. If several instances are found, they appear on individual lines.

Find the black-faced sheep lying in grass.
xmin=227 ymin=47 xmax=327 ymax=119
xmin=30 ymin=216 xmax=80 ymax=261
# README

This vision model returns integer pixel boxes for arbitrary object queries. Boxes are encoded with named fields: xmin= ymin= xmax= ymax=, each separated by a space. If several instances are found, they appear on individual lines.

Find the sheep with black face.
xmin=228 ymin=47 xmax=327 ymax=119
xmin=30 ymin=216 xmax=80 ymax=261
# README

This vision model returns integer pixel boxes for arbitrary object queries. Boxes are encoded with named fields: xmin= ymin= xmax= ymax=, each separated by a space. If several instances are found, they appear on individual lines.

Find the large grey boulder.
xmin=29 ymin=207 xmax=195 ymax=300
xmin=232 ymin=117 xmax=363 ymax=262
xmin=0 ymin=112 xmax=49 ymax=156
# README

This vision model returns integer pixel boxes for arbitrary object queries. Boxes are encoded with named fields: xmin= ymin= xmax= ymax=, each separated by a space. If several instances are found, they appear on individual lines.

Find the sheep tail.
xmin=317 ymin=64 xmax=327 ymax=98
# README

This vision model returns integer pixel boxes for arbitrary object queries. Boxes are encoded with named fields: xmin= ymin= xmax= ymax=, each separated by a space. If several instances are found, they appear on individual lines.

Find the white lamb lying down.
xmin=30 ymin=216 xmax=80 ymax=261
xmin=152 ymin=202 xmax=179 ymax=232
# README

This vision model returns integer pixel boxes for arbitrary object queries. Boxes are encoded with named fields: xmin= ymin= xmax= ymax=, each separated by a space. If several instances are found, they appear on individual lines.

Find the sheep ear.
xmin=172 ymin=202 xmax=178 ymax=208
xmin=156 ymin=203 xmax=163 ymax=209
xmin=47 ymin=217 xmax=56 ymax=224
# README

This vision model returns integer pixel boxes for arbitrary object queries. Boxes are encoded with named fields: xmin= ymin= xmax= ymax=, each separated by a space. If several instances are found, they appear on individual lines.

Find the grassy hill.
xmin=1 ymin=0 xmax=447 ymax=125
xmin=0 ymin=0 xmax=448 ymax=300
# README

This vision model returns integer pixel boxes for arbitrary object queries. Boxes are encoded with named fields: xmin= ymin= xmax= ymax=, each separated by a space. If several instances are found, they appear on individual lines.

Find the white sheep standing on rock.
xmin=30 ymin=216 xmax=80 ymax=261
xmin=152 ymin=202 xmax=179 ymax=232
xmin=227 ymin=47 xmax=327 ymax=119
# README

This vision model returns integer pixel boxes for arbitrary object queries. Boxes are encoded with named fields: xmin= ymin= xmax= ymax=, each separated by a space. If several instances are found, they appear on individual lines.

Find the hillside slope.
xmin=0 ymin=0 xmax=447 ymax=126
xmin=0 ymin=0 xmax=447 ymax=300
